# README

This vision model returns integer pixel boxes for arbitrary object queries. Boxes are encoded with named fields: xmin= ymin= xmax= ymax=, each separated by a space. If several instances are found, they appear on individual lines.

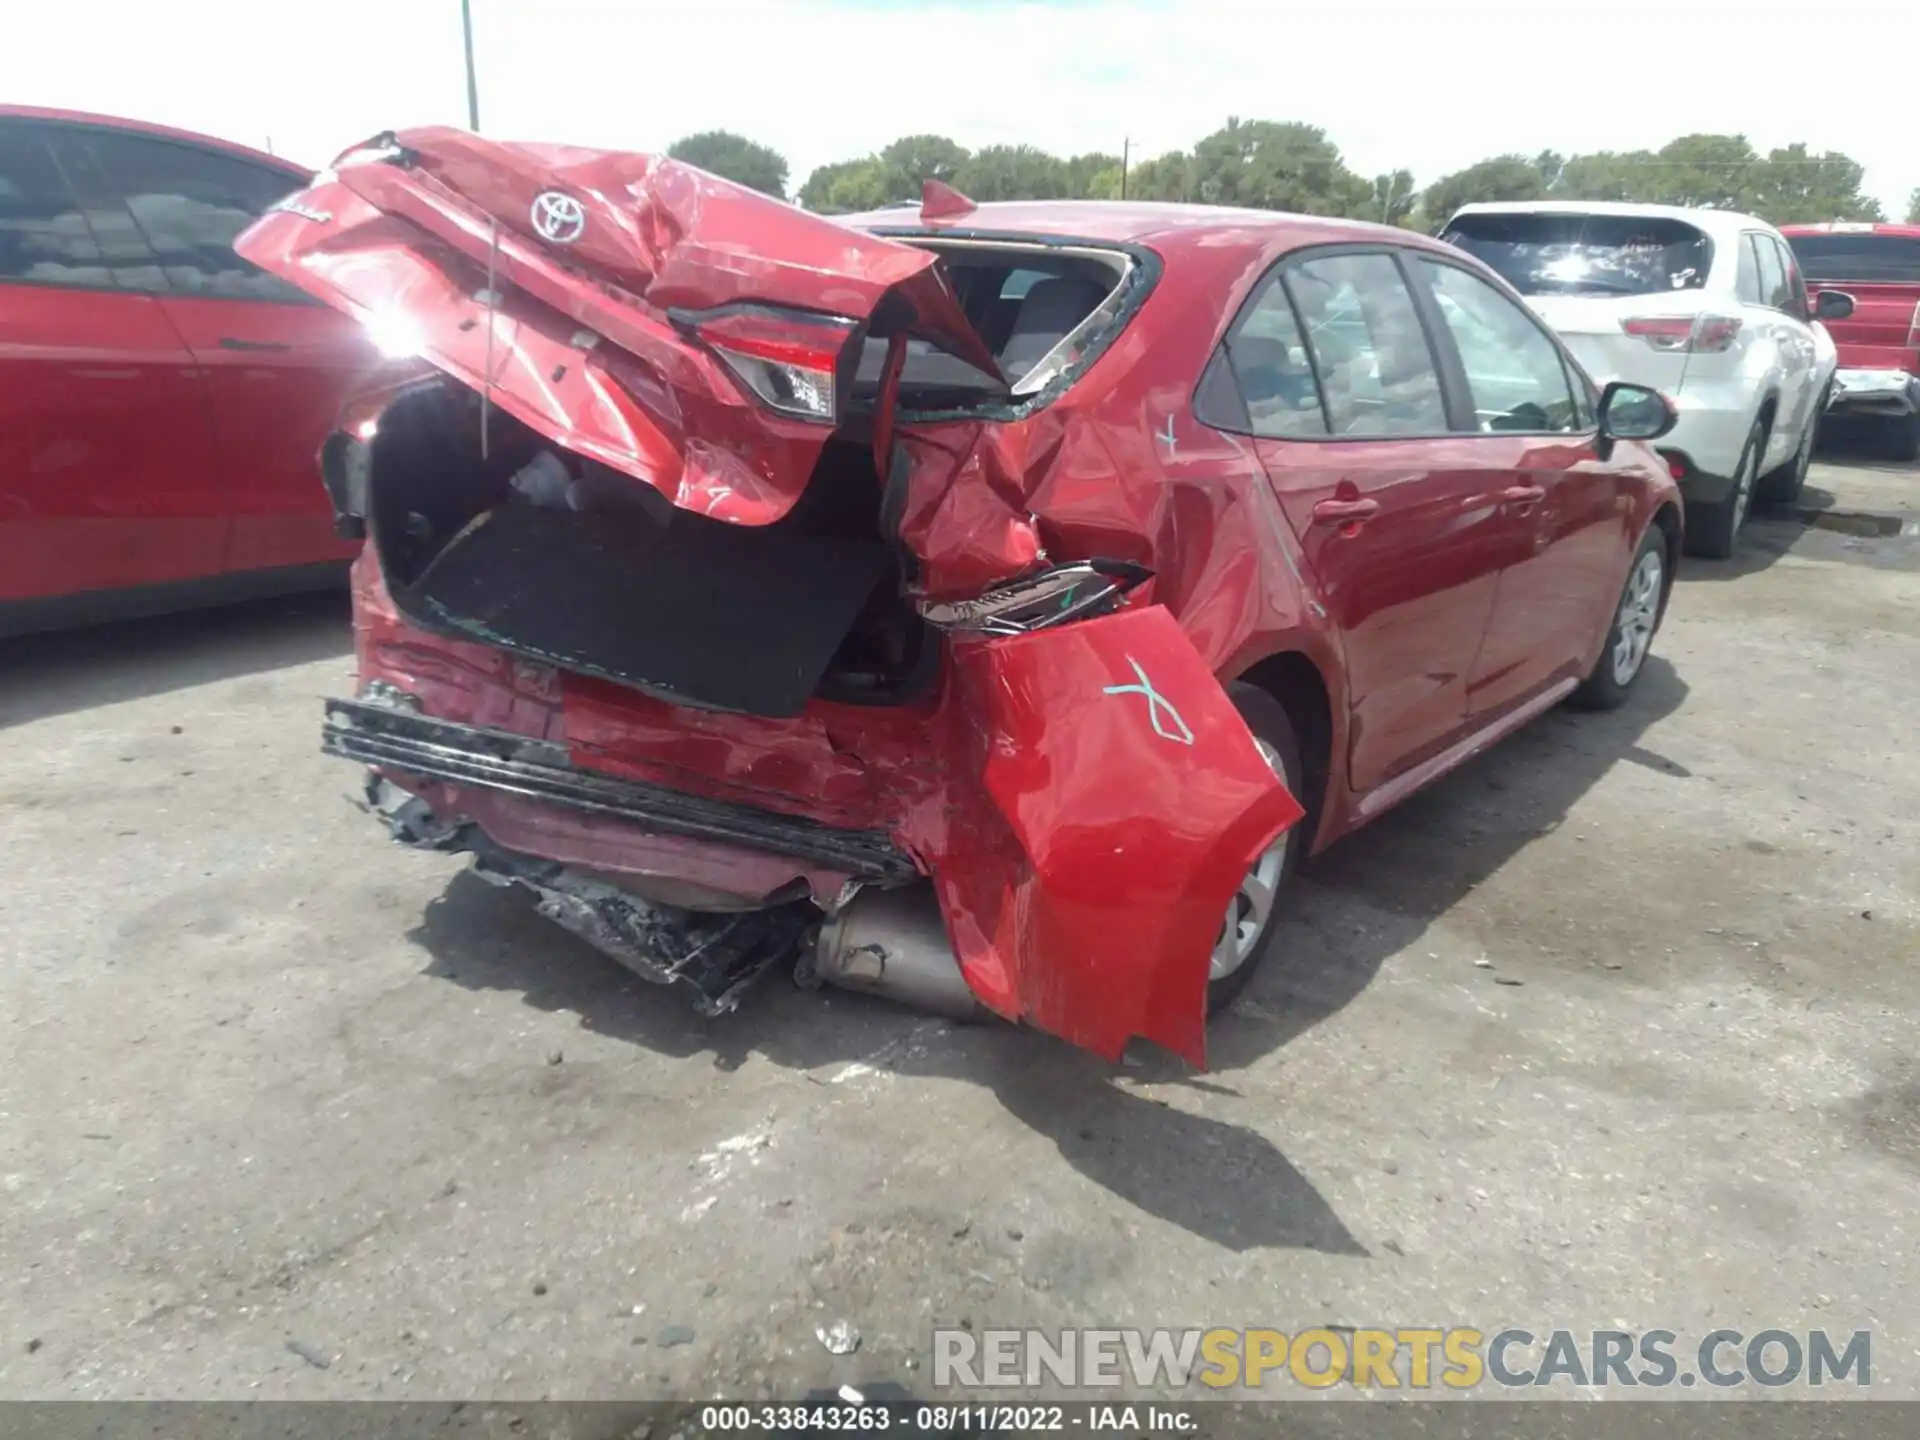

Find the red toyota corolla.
xmin=236 ymin=129 xmax=1683 ymax=1067
xmin=0 ymin=107 xmax=381 ymax=636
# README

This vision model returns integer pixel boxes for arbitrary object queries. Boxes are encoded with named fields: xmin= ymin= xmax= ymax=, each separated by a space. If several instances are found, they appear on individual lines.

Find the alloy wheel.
xmin=1211 ymin=737 xmax=1290 ymax=980
xmin=1610 ymin=547 xmax=1664 ymax=687
xmin=1730 ymin=432 xmax=1758 ymax=533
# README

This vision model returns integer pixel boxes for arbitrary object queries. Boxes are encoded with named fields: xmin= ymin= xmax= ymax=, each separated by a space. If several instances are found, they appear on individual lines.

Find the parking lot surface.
xmin=2 ymin=449 xmax=1917 ymax=1403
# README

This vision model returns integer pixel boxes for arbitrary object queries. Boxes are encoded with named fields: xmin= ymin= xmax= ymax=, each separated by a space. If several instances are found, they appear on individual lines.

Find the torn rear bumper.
xmin=330 ymin=593 xmax=1303 ymax=1067
xmin=325 ymin=697 xmax=915 ymax=883
xmin=361 ymin=770 xmax=818 ymax=1014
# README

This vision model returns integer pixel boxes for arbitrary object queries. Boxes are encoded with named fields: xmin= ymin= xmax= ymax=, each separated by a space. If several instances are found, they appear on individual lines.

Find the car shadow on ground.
xmin=407 ymin=656 xmax=1689 ymax=1256
xmin=410 ymin=870 xmax=1363 ymax=1255
xmin=1688 ymin=502 xmax=1828 ymax=582
xmin=0 ymin=589 xmax=352 ymax=730
xmin=1202 ymin=656 xmax=1690 ymax=1069
xmin=1689 ymin=430 xmax=1917 ymax=583
xmin=1817 ymin=422 xmax=1920 ymax=477
xmin=1697 ymin=490 xmax=1917 ymax=584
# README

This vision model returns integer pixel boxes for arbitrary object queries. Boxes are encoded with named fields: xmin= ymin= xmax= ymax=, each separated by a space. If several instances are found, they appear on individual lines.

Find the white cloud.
xmin=5 ymin=0 xmax=1912 ymax=216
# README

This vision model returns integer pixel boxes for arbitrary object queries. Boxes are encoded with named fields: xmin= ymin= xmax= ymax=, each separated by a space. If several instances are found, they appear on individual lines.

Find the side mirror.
xmin=1813 ymin=289 xmax=1855 ymax=322
xmin=1596 ymin=381 xmax=1676 ymax=458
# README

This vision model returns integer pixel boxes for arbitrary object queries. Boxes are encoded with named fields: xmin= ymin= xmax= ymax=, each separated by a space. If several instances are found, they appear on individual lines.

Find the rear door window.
xmin=1418 ymin=259 xmax=1582 ymax=433
xmin=1784 ymin=233 xmax=1920 ymax=284
xmin=1773 ymin=236 xmax=1809 ymax=315
xmin=1441 ymin=212 xmax=1713 ymax=297
xmin=1751 ymin=235 xmax=1790 ymax=310
xmin=1282 ymin=252 xmax=1449 ymax=436
xmin=1734 ymin=236 xmax=1763 ymax=304
xmin=1206 ymin=272 xmax=1328 ymax=437
xmin=72 ymin=129 xmax=311 ymax=302
xmin=40 ymin=131 xmax=172 ymax=293
xmin=0 ymin=122 xmax=109 ymax=289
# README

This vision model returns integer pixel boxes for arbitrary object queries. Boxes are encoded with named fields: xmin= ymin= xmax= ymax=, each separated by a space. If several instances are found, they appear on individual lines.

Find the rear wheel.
xmin=1888 ymin=411 xmax=1920 ymax=465
xmin=1206 ymin=685 xmax=1305 ymax=1014
xmin=1571 ymin=528 xmax=1666 ymax=711
xmin=1686 ymin=415 xmax=1765 ymax=559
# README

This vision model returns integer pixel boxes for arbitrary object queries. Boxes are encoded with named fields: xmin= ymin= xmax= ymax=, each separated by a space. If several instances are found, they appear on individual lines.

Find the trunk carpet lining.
xmin=403 ymin=503 xmax=891 ymax=717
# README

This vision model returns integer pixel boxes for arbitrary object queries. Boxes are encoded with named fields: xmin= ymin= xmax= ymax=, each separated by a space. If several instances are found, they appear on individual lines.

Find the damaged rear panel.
xmin=239 ymin=130 xmax=1305 ymax=1066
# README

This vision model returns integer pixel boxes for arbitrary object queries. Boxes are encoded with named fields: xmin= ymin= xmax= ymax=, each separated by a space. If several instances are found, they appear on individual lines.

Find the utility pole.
xmin=1120 ymin=137 xmax=1130 ymax=201
xmin=461 ymin=0 xmax=482 ymax=132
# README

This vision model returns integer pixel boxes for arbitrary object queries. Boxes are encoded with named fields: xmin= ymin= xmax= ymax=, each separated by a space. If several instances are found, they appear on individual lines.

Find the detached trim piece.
xmin=322 ymin=698 xmax=917 ymax=881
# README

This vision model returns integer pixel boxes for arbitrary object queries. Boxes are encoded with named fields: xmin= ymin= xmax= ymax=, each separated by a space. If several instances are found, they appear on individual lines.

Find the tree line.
xmin=665 ymin=122 xmax=1920 ymax=230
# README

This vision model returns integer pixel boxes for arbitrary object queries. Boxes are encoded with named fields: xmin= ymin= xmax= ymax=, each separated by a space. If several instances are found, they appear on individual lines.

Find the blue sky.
xmin=5 ymin=0 xmax=1912 ymax=216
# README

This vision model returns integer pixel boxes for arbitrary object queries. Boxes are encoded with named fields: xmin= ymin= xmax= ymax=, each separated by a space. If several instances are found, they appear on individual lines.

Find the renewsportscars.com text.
xmin=933 ymin=1326 xmax=1872 ymax=1391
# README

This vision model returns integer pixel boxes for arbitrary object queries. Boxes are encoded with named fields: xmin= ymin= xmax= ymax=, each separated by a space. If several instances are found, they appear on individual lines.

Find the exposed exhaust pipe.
xmin=812 ymin=886 xmax=981 ymax=1020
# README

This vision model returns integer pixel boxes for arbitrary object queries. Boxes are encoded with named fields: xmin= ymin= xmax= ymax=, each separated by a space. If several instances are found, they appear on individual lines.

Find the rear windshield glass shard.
xmin=850 ymin=239 xmax=1134 ymax=408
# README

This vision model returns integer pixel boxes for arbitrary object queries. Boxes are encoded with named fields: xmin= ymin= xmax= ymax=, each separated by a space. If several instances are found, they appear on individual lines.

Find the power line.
xmin=1548 ymin=159 xmax=1867 ymax=168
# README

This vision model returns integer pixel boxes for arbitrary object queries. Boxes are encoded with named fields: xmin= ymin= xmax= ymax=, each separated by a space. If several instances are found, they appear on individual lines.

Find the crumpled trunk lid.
xmin=236 ymin=126 xmax=1001 ymax=527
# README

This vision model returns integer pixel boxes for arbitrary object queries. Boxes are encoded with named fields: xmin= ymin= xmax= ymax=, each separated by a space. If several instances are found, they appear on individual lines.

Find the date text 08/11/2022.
xmin=694 ymin=1402 xmax=1197 ymax=1432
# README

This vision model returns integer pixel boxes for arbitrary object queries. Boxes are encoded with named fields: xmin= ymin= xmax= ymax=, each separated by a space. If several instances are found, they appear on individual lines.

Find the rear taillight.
xmin=689 ymin=308 xmax=856 ymax=422
xmin=1907 ymin=301 xmax=1920 ymax=349
xmin=1660 ymin=451 xmax=1688 ymax=481
xmin=1622 ymin=314 xmax=1742 ymax=353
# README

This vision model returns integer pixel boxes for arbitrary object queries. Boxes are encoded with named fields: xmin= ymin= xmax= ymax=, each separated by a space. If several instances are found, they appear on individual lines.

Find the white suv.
xmin=1440 ymin=201 xmax=1847 ymax=557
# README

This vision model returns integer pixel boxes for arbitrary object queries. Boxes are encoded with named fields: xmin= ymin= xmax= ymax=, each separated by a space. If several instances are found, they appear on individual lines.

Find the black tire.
xmin=1888 ymin=411 xmax=1920 ymax=465
xmin=1571 ymin=527 xmax=1667 ymax=711
xmin=1206 ymin=684 xmax=1306 ymax=1015
xmin=1757 ymin=389 xmax=1824 ymax=506
xmin=1685 ymin=415 xmax=1766 ymax=560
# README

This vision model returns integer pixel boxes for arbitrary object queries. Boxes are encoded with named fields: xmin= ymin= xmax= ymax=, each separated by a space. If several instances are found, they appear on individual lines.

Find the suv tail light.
xmin=687 ymin=308 xmax=857 ymax=422
xmin=1907 ymin=301 xmax=1920 ymax=351
xmin=1622 ymin=314 xmax=1742 ymax=353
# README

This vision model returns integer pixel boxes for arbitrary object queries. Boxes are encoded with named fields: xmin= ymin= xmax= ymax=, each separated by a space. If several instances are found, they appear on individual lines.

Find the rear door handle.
xmin=1500 ymin=484 xmax=1546 ymax=505
xmin=218 ymin=337 xmax=291 ymax=352
xmin=1312 ymin=497 xmax=1380 ymax=525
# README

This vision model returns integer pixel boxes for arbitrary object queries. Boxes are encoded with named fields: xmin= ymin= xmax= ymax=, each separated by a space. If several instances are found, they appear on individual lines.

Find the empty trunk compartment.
xmin=363 ymin=380 xmax=944 ymax=717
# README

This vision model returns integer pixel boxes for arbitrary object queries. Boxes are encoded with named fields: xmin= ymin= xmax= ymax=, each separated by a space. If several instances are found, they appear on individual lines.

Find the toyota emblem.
xmin=530 ymin=190 xmax=586 ymax=245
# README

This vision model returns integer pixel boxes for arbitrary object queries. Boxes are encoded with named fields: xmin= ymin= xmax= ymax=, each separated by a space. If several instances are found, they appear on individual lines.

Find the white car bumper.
xmin=1657 ymin=395 xmax=1757 ymax=507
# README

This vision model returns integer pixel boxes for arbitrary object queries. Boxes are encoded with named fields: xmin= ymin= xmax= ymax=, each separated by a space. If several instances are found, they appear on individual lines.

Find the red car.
xmin=237 ymin=130 xmax=1682 ymax=1067
xmin=1781 ymin=222 xmax=1920 ymax=461
xmin=0 ymin=107 xmax=381 ymax=636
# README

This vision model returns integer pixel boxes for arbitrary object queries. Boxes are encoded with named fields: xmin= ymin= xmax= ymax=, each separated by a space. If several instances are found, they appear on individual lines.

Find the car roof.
xmin=1447 ymin=199 xmax=1770 ymax=238
xmin=1778 ymin=221 xmax=1920 ymax=240
xmin=0 ymin=104 xmax=308 ymax=177
xmin=838 ymin=198 xmax=1461 ymax=263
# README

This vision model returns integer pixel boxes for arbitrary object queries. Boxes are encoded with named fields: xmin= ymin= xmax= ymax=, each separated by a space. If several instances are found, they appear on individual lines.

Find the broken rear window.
xmin=851 ymin=239 xmax=1135 ymax=408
